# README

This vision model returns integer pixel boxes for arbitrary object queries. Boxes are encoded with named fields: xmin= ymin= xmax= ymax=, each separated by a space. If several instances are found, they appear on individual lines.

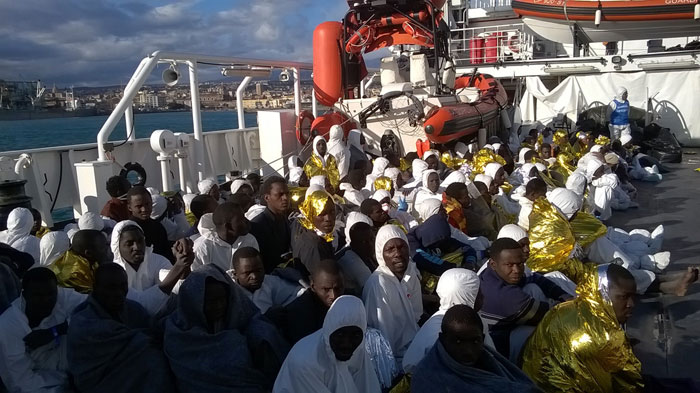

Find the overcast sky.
xmin=0 ymin=0 xmax=353 ymax=86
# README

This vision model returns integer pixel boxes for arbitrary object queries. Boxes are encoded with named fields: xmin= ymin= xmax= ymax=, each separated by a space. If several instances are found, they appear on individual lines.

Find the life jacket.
xmin=610 ymin=99 xmax=630 ymax=126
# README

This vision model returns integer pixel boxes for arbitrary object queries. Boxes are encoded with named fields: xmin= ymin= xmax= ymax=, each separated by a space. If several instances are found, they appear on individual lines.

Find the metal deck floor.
xmin=607 ymin=148 xmax=700 ymax=379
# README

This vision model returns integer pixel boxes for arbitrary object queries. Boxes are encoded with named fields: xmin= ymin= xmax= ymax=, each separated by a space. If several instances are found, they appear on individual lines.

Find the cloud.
xmin=0 ymin=0 xmax=349 ymax=86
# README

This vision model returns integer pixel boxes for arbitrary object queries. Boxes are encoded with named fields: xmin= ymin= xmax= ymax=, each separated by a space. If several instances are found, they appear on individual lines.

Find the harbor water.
xmin=0 ymin=111 xmax=259 ymax=152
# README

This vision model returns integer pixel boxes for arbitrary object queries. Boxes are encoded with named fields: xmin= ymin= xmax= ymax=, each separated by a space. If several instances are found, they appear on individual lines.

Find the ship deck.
xmin=608 ymin=148 xmax=700 ymax=379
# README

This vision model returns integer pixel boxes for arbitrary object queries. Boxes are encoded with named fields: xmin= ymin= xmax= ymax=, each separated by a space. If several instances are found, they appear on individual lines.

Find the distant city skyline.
xmin=0 ymin=0 xmax=351 ymax=87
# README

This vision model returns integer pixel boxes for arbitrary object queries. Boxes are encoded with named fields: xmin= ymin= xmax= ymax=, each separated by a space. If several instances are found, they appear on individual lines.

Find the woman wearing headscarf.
xmin=413 ymin=169 xmax=441 ymax=214
xmin=0 ymin=207 xmax=40 ymax=264
xmin=402 ymin=269 xmax=494 ymax=374
xmin=327 ymin=125 xmax=351 ymax=180
xmin=273 ymin=295 xmax=381 ymax=393
xmin=304 ymin=136 xmax=340 ymax=190
xmin=39 ymin=231 xmax=71 ymax=267
xmin=165 ymin=264 xmax=288 ymax=392
xmin=291 ymin=190 xmax=338 ymax=275
xmin=362 ymin=225 xmax=422 ymax=362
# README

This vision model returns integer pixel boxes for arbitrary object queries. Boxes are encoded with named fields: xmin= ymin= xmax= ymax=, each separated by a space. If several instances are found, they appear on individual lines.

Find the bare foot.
xmin=674 ymin=267 xmax=699 ymax=297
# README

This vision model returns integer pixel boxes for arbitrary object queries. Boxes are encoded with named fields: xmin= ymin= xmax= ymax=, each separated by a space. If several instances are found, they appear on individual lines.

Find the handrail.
xmin=95 ymin=51 xmax=314 ymax=164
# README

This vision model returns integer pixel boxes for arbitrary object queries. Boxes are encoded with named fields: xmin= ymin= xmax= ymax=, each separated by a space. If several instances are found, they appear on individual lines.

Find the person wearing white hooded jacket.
xmin=327 ymin=125 xmax=351 ymax=181
xmin=111 ymin=220 xmax=193 ymax=315
xmin=362 ymin=225 xmax=423 ymax=362
xmin=273 ymin=295 xmax=381 ymax=393
xmin=402 ymin=268 xmax=495 ymax=374
xmin=547 ymin=189 xmax=670 ymax=294
xmin=412 ymin=169 xmax=441 ymax=215
xmin=0 ymin=207 xmax=40 ymax=264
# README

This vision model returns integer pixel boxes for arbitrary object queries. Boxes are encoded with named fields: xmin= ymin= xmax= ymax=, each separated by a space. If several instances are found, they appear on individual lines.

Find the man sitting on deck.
xmin=479 ymin=238 xmax=572 ymax=361
xmin=0 ymin=268 xmax=86 ymax=393
xmin=192 ymin=202 xmax=259 ymax=272
xmin=67 ymin=263 xmax=175 ymax=393
xmin=127 ymin=186 xmax=174 ymax=262
xmin=250 ymin=176 xmax=292 ymax=273
xmin=50 ymin=229 xmax=111 ymax=294
xmin=229 ymin=247 xmax=304 ymax=313
xmin=412 ymin=304 xmax=541 ymax=393
xmin=522 ymin=263 xmax=642 ymax=393
xmin=100 ymin=175 xmax=131 ymax=223
xmin=265 ymin=259 xmax=345 ymax=345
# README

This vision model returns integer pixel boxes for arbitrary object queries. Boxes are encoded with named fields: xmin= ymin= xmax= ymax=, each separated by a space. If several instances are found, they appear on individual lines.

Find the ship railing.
xmin=96 ymin=51 xmax=314 ymax=181
xmin=1 ymin=125 xmax=276 ymax=226
xmin=450 ymin=23 xmax=534 ymax=66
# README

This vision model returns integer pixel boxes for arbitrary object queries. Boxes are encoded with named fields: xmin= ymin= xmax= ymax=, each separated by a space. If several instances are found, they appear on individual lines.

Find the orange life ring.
xmin=295 ymin=110 xmax=315 ymax=145
xmin=345 ymin=25 xmax=374 ymax=54
xmin=310 ymin=112 xmax=357 ymax=141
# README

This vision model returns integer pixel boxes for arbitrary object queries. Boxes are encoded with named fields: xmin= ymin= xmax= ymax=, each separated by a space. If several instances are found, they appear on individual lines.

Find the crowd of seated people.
xmin=2 ymin=121 xmax=700 ymax=393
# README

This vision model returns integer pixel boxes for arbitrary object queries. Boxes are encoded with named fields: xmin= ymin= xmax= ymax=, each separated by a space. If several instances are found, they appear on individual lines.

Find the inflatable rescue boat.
xmin=423 ymin=73 xmax=508 ymax=144
xmin=308 ymin=0 xmax=508 ymax=146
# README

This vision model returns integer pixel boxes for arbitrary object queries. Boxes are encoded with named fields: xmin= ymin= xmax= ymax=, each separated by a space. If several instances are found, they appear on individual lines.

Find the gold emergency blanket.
xmin=50 ymin=250 xmax=96 ymax=294
xmin=553 ymin=130 xmax=573 ymax=154
xmin=399 ymin=158 xmax=411 ymax=172
xmin=298 ymin=190 xmax=335 ymax=242
xmin=470 ymin=149 xmax=506 ymax=178
xmin=185 ymin=210 xmax=196 ymax=226
xmin=35 ymin=226 xmax=50 ymax=238
xmin=595 ymin=135 xmax=611 ymax=146
xmin=374 ymin=176 xmax=393 ymax=192
xmin=570 ymin=211 xmax=607 ymax=248
xmin=526 ymin=197 xmax=586 ymax=283
xmin=303 ymin=154 xmax=340 ymax=189
xmin=440 ymin=151 xmax=467 ymax=170
xmin=522 ymin=264 xmax=644 ymax=393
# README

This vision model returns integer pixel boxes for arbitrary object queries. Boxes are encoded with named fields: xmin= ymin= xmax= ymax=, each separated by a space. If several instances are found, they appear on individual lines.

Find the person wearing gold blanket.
xmin=303 ymin=136 xmax=340 ymax=191
xmin=529 ymin=189 xmax=699 ymax=296
xmin=522 ymin=263 xmax=644 ymax=393
xmin=50 ymin=230 xmax=112 ymax=294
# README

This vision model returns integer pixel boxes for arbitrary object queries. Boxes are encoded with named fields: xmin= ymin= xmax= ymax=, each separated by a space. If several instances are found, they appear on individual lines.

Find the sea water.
xmin=0 ymin=111 xmax=259 ymax=152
